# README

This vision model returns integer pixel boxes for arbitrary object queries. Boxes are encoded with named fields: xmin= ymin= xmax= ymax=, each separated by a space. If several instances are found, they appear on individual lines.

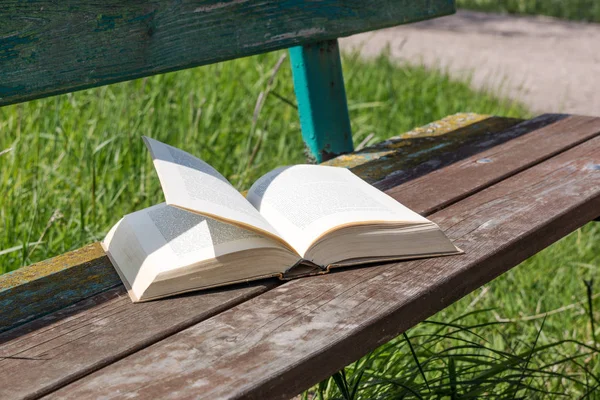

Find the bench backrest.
xmin=0 ymin=1 xmax=454 ymax=107
xmin=1 ymin=1 xmax=454 ymax=161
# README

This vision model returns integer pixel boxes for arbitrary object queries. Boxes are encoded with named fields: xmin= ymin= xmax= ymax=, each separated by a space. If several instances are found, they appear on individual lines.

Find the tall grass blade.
xmin=403 ymin=332 xmax=430 ymax=392
xmin=584 ymin=279 xmax=597 ymax=345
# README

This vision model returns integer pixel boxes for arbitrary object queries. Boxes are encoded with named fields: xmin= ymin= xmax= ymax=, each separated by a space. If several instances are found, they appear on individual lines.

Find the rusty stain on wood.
xmin=324 ymin=113 xmax=516 ymax=172
xmin=325 ymin=113 xmax=527 ymax=185
xmin=387 ymin=114 xmax=600 ymax=214
xmin=324 ymin=113 xmax=490 ymax=167
xmin=0 ymin=243 xmax=104 ymax=290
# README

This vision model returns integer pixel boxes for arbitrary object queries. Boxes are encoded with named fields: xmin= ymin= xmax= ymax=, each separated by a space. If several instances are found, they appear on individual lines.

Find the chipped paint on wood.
xmin=323 ymin=113 xmax=523 ymax=184
xmin=193 ymin=0 xmax=251 ymax=13
xmin=266 ymin=28 xmax=327 ymax=45
xmin=0 ymin=243 xmax=119 ymax=332
xmin=323 ymin=113 xmax=489 ymax=169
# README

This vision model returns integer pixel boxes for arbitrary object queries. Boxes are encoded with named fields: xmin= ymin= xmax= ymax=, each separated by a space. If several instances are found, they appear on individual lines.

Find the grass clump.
xmin=307 ymin=313 xmax=600 ymax=399
xmin=458 ymin=0 xmax=600 ymax=23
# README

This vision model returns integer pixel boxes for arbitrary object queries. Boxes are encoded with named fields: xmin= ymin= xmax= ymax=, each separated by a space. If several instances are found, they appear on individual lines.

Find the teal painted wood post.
xmin=289 ymin=39 xmax=354 ymax=162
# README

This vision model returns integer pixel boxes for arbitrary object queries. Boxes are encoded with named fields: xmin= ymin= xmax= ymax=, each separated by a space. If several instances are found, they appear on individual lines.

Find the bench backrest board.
xmin=0 ymin=1 xmax=454 ymax=107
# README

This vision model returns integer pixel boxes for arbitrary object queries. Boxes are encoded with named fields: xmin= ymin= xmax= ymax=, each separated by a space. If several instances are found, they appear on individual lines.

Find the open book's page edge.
xmin=139 ymin=249 xmax=464 ymax=300
xmin=101 ymin=241 xmax=141 ymax=303
xmin=304 ymin=220 xmax=437 ymax=255
xmin=103 ymin=236 xmax=462 ymax=302
xmin=327 ymin=248 xmax=464 ymax=269
xmin=132 ymin=271 xmax=283 ymax=302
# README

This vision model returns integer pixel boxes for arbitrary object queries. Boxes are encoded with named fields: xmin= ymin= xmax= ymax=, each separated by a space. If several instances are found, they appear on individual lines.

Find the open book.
xmin=103 ymin=137 xmax=461 ymax=302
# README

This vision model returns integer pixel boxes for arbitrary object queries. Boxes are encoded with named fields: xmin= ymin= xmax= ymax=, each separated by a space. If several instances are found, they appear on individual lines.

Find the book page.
xmin=104 ymin=203 xmax=294 ymax=300
xmin=143 ymin=137 xmax=282 ymax=241
xmin=247 ymin=165 xmax=430 ymax=256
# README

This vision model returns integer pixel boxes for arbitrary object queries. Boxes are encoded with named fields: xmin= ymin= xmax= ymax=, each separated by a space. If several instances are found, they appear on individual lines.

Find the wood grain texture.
xmin=386 ymin=114 xmax=600 ymax=214
xmin=325 ymin=114 xmax=529 ymax=185
xmin=0 ymin=281 xmax=276 ymax=400
xmin=371 ymin=114 xmax=569 ymax=190
xmin=0 ymin=0 xmax=454 ymax=106
xmin=49 ymin=133 xmax=600 ymax=400
xmin=0 ymin=244 xmax=119 ymax=333
xmin=2 ymin=113 xmax=597 ymax=399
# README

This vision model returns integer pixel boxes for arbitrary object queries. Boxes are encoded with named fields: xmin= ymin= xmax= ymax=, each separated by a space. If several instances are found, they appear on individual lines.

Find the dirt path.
xmin=341 ymin=10 xmax=600 ymax=116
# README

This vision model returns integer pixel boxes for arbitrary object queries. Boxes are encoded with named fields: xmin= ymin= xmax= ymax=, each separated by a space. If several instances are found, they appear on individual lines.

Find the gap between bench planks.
xmin=1 ymin=114 xmax=599 ymax=399
xmin=48 ymin=121 xmax=600 ymax=400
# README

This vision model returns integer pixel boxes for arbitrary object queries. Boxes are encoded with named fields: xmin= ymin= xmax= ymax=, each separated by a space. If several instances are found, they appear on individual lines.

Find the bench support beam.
xmin=289 ymin=39 xmax=354 ymax=162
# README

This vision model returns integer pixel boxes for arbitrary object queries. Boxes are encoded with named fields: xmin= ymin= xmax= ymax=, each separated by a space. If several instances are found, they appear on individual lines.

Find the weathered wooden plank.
xmin=361 ymin=114 xmax=574 ymax=189
xmin=1 ymin=114 xmax=598 ymax=400
xmin=0 ymin=0 xmax=454 ymax=106
xmin=386 ymin=114 xmax=600 ymax=214
xmin=0 ymin=281 xmax=276 ymax=400
xmin=324 ymin=113 xmax=532 ymax=185
xmin=0 ymin=113 xmax=517 ymax=333
xmin=49 ymin=133 xmax=600 ymax=400
xmin=289 ymin=39 xmax=354 ymax=162
xmin=0 ymin=244 xmax=120 ymax=333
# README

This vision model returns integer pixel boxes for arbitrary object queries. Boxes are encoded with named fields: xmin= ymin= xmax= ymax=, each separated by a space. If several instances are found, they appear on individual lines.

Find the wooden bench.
xmin=1 ymin=1 xmax=600 ymax=399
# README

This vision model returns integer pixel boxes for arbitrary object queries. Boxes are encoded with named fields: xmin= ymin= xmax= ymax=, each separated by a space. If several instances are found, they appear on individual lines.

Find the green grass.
xmin=458 ymin=0 xmax=600 ymax=23
xmin=1 ymin=51 xmax=598 ymax=397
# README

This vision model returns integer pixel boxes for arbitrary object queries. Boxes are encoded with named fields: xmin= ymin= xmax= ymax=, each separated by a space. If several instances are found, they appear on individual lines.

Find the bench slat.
xmin=387 ymin=114 xmax=600 ymax=214
xmin=0 ymin=0 xmax=454 ymax=106
xmin=50 ymin=132 xmax=600 ymax=400
xmin=0 ymin=244 xmax=119 ymax=333
xmin=0 ymin=282 xmax=275 ymax=400
xmin=1 ymin=114 xmax=598 ymax=399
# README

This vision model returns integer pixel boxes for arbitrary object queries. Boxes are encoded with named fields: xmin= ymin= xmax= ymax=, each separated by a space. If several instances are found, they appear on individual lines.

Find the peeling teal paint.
xmin=0 ymin=1 xmax=456 ymax=107
xmin=289 ymin=39 xmax=354 ymax=162
xmin=94 ymin=14 xmax=123 ymax=32
xmin=0 ymin=34 xmax=38 ymax=60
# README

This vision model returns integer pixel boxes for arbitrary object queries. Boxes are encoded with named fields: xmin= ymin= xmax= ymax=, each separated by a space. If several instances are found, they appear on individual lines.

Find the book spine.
xmin=279 ymin=259 xmax=329 ymax=280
